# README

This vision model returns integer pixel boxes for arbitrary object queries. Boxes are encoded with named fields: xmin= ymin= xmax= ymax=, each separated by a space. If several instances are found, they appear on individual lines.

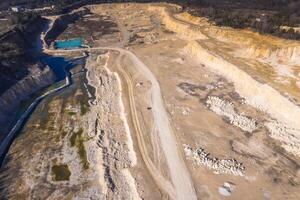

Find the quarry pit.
xmin=0 ymin=2 xmax=300 ymax=200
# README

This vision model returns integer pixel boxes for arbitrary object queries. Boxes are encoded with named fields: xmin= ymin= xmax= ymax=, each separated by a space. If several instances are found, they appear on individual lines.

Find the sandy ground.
xmin=1 ymin=2 xmax=300 ymax=200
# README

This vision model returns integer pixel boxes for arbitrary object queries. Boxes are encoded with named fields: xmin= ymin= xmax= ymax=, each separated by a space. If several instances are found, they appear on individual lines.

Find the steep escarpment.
xmin=0 ymin=63 xmax=55 ymax=125
xmin=147 ymin=4 xmax=207 ymax=40
xmin=144 ymin=3 xmax=300 ymax=157
xmin=148 ymin=5 xmax=300 ymax=64
xmin=93 ymin=3 xmax=206 ymax=40
xmin=0 ymin=15 xmax=56 ymax=138
xmin=0 ymin=15 xmax=49 ymax=93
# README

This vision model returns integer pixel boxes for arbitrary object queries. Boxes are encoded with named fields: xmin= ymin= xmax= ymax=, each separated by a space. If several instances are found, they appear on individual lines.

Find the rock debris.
xmin=206 ymin=96 xmax=257 ymax=132
xmin=184 ymin=144 xmax=245 ymax=176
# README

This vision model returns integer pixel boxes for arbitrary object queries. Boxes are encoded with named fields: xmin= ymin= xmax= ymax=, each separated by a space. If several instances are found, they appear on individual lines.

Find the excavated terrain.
xmin=1 ymin=2 xmax=300 ymax=200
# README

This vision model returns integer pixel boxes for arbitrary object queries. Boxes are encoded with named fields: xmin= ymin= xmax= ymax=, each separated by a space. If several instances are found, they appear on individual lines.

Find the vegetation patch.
xmin=76 ymin=80 xmax=91 ymax=116
xmin=69 ymin=128 xmax=89 ymax=169
xmin=68 ymin=111 xmax=76 ymax=116
xmin=61 ymin=130 xmax=68 ymax=138
xmin=80 ymin=100 xmax=89 ymax=116
xmin=76 ymin=93 xmax=90 ymax=116
xmin=52 ymin=164 xmax=71 ymax=181
xmin=39 ymin=109 xmax=55 ymax=131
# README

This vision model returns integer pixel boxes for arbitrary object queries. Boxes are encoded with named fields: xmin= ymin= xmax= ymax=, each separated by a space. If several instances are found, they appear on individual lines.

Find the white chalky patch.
xmin=206 ymin=96 xmax=257 ymax=132
xmin=265 ymin=120 xmax=300 ymax=157
xmin=184 ymin=144 xmax=245 ymax=176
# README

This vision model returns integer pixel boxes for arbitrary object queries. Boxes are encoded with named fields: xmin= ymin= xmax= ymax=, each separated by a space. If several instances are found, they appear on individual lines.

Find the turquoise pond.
xmin=55 ymin=38 xmax=83 ymax=49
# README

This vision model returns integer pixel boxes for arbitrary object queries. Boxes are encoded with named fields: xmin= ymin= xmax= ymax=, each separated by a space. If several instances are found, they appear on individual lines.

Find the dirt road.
xmin=117 ymin=49 xmax=197 ymax=200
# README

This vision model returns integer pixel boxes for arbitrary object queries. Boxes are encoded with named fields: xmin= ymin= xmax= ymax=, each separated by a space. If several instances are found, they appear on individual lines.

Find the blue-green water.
xmin=42 ymin=57 xmax=73 ymax=80
xmin=55 ymin=38 xmax=83 ymax=49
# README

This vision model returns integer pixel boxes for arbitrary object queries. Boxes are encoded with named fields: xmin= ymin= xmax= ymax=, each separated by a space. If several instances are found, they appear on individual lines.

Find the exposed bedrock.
xmin=0 ymin=64 xmax=55 ymax=137
xmin=90 ymin=3 xmax=207 ymax=40
xmin=145 ymin=3 xmax=300 ymax=157
xmin=150 ymin=3 xmax=300 ymax=129
xmin=0 ymin=16 xmax=49 ymax=94
xmin=147 ymin=4 xmax=208 ymax=40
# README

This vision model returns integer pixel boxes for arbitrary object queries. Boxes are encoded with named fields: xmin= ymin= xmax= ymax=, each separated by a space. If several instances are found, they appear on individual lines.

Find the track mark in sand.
xmin=116 ymin=53 xmax=176 ymax=199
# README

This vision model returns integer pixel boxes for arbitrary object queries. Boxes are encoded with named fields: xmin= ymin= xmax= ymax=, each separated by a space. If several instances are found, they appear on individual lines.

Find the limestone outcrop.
xmin=205 ymin=27 xmax=300 ymax=63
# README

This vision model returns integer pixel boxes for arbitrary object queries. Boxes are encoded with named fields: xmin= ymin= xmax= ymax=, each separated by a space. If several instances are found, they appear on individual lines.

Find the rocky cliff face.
xmin=0 ymin=63 xmax=56 ymax=136
xmin=0 ymin=16 xmax=56 ymax=138
xmin=184 ymin=41 xmax=300 ymax=126
xmin=148 ymin=4 xmax=208 ymax=40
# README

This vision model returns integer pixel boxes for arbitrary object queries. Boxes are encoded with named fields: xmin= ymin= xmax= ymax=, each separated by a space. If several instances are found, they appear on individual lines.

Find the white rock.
xmin=218 ymin=186 xmax=231 ymax=197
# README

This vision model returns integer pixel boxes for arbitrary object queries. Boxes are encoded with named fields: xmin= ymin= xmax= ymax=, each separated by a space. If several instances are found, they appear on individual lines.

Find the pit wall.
xmin=0 ymin=65 xmax=55 ymax=136
xmin=203 ymin=27 xmax=300 ymax=63
xmin=89 ymin=3 xmax=207 ymax=40
xmin=147 ymin=5 xmax=208 ymax=40
xmin=184 ymin=41 xmax=300 ymax=131
xmin=176 ymin=12 xmax=300 ymax=62
xmin=90 ymin=3 xmax=300 ymax=146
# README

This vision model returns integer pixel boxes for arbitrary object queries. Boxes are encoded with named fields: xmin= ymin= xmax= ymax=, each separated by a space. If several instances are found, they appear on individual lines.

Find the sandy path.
xmin=115 ymin=53 xmax=176 ymax=199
